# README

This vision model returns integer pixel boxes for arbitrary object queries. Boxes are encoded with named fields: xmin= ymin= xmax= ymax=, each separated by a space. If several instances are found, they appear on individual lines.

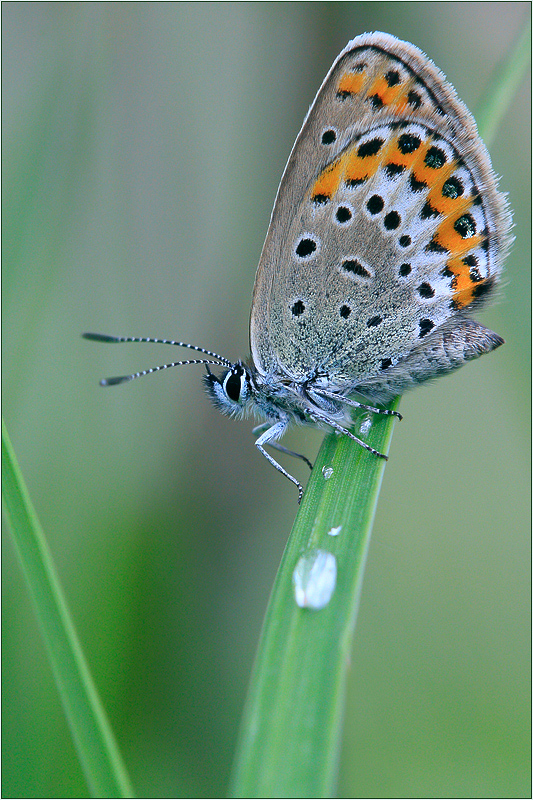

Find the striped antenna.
xmin=82 ymin=332 xmax=233 ymax=386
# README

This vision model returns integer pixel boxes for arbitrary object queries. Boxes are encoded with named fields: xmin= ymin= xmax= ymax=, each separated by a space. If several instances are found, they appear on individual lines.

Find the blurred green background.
xmin=3 ymin=3 xmax=530 ymax=797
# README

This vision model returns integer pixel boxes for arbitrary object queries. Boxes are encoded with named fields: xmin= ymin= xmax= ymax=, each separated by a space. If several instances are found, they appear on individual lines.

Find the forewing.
xmin=249 ymin=32 xmax=511 ymax=386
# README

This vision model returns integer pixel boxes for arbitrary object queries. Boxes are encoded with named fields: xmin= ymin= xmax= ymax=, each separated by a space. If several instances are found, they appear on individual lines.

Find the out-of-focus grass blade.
xmin=475 ymin=18 xmax=531 ymax=146
xmin=1 ymin=418 xmax=134 ymax=798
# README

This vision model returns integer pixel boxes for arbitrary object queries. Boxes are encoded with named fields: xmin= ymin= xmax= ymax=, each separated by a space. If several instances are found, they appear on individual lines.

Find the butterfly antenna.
xmin=82 ymin=333 xmax=232 ymax=386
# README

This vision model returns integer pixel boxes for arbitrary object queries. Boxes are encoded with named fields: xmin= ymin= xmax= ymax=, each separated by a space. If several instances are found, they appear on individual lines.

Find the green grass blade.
xmin=1 ymin=419 xmax=134 ymax=799
xmin=230 ymin=402 xmax=399 ymax=797
xmin=475 ymin=19 xmax=531 ymax=146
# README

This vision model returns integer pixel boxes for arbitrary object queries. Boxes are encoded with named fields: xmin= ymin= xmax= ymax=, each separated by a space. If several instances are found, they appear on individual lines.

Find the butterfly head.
xmin=203 ymin=361 xmax=255 ymax=419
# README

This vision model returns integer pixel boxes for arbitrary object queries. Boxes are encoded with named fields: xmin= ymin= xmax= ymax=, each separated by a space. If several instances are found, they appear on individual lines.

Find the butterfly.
xmin=84 ymin=32 xmax=511 ymax=502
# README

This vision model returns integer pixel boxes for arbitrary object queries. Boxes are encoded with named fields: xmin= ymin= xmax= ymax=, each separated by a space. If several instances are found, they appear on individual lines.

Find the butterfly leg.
xmin=252 ymin=423 xmax=313 ymax=470
xmin=315 ymin=390 xmax=402 ymax=420
xmin=254 ymin=421 xmax=305 ymax=502
xmin=305 ymin=409 xmax=388 ymax=459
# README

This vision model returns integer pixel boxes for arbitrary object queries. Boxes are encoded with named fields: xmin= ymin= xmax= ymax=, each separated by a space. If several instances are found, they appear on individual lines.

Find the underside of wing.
xmin=249 ymin=32 xmax=512 ymax=387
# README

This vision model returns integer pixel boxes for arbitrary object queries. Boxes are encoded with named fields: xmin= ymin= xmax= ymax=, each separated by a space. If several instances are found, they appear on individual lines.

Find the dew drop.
xmin=293 ymin=550 xmax=337 ymax=610
xmin=359 ymin=415 xmax=372 ymax=436
xmin=322 ymin=466 xmax=334 ymax=480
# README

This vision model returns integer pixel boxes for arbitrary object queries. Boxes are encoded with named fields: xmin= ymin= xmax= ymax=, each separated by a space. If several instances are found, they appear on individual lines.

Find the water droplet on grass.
xmin=293 ymin=549 xmax=337 ymax=610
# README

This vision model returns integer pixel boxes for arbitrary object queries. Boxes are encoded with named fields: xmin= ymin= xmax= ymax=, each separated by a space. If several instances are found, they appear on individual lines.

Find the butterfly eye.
xmin=223 ymin=367 xmax=245 ymax=403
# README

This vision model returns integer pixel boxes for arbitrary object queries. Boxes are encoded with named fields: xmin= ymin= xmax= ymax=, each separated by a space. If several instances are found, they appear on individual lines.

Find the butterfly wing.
xmin=249 ymin=32 xmax=511 ymax=389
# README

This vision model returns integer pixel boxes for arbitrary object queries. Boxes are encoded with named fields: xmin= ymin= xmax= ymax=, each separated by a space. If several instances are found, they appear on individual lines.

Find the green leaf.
xmin=1 ymin=419 xmax=134 ymax=798
xmin=230 ymin=402 xmax=399 ymax=797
